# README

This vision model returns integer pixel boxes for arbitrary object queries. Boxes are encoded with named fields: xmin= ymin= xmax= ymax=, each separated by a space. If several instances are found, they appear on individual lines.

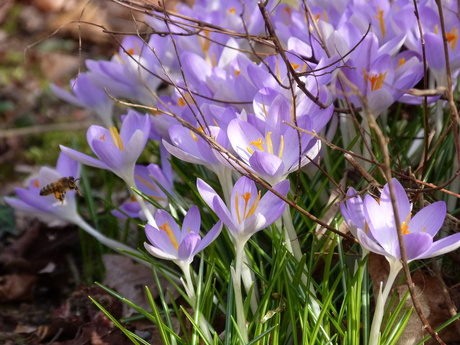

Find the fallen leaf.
xmin=102 ymin=254 xmax=179 ymax=317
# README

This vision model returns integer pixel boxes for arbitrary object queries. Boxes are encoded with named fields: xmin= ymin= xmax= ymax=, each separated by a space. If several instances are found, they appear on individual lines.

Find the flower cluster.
xmin=5 ymin=0 xmax=460 ymax=343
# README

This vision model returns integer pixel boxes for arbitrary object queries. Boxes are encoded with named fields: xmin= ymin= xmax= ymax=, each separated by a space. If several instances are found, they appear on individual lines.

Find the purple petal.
xmin=197 ymin=179 xmax=234 ymax=230
xmin=178 ymin=233 xmax=201 ymax=262
xmin=341 ymin=187 xmax=366 ymax=231
xmin=144 ymin=242 xmax=177 ymax=260
xmin=395 ymin=232 xmax=433 ymax=261
xmin=408 ymin=201 xmax=446 ymax=236
xmin=163 ymin=139 xmax=208 ymax=166
xmin=194 ymin=220 xmax=223 ymax=254
xmin=120 ymin=111 xmax=151 ymax=144
xmin=240 ymin=213 xmax=267 ymax=237
xmin=145 ymin=223 xmax=177 ymax=256
xmin=227 ymin=119 xmax=264 ymax=162
xmin=60 ymin=145 xmax=109 ymax=170
xmin=256 ymin=179 xmax=290 ymax=226
xmin=124 ymin=130 xmax=148 ymax=164
xmin=249 ymin=151 xmax=285 ymax=182
xmin=182 ymin=206 xmax=201 ymax=236
xmin=363 ymin=194 xmax=396 ymax=249
xmin=56 ymin=152 xmax=80 ymax=178
xmin=416 ymin=233 xmax=460 ymax=259
xmin=356 ymin=229 xmax=393 ymax=257
xmin=91 ymin=140 xmax=124 ymax=174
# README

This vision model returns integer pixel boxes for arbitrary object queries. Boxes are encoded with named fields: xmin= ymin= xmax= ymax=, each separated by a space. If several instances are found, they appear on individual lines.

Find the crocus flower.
xmin=50 ymin=73 xmax=114 ymax=127
xmin=112 ymin=164 xmax=174 ymax=219
xmin=341 ymin=178 xmax=460 ymax=262
xmin=197 ymin=176 xmax=290 ymax=245
xmin=144 ymin=206 xmax=222 ymax=266
xmin=4 ymin=152 xmax=143 ymax=259
xmin=60 ymin=110 xmax=151 ymax=187
xmin=5 ymin=152 xmax=81 ymax=225
xmin=227 ymin=95 xmax=332 ymax=186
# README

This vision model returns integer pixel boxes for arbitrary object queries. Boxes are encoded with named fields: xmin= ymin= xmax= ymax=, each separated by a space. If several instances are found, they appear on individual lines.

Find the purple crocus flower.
xmin=60 ymin=110 xmax=151 ymax=187
xmin=163 ymin=124 xmax=232 ymax=177
xmin=144 ymin=206 xmax=222 ymax=265
xmin=112 ymin=164 xmax=174 ymax=219
xmin=50 ymin=73 xmax=114 ymax=127
xmin=197 ymin=176 xmax=290 ymax=245
xmin=227 ymin=95 xmax=332 ymax=185
xmin=341 ymin=178 xmax=460 ymax=262
xmin=5 ymin=152 xmax=80 ymax=225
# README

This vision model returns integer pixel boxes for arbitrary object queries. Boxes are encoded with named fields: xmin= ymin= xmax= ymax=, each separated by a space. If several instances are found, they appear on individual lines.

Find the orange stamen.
xmin=159 ymin=221 xmax=179 ymax=250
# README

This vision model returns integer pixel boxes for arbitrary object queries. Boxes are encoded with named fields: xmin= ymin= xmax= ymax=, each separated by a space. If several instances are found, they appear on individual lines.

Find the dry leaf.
xmin=102 ymin=254 xmax=179 ymax=317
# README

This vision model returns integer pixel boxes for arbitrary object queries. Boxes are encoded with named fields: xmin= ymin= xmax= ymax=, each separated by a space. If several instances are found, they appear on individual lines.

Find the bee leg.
xmin=59 ymin=191 xmax=66 ymax=204
xmin=54 ymin=191 xmax=61 ymax=201
xmin=75 ymin=186 xmax=82 ymax=196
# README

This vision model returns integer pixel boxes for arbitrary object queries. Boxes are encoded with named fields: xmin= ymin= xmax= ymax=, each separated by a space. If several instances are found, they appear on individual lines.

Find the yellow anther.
xmin=228 ymin=7 xmax=236 ymax=14
xmin=400 ymin=213 xmax=412 ymax=235
xmin=100 ymin=134 xmax=106 ymax=141
xmin=249 ymin=138 xmax=265 ymax=151
xmin=363 ymin=69 xmax=388 ymax=91
xmin=290 ymin=63 xmax=301 ymax=70
xmin=446 ymin=27 xmax=458 ymax=51
xmin=282 ymin=7 xmax=292 ymax=25
xmin=110 ymin=126 xmax=124 ymax=151
xmin=177 ymin=97 xmax=186 ymax=107
xmin=190 ymin=130 xmax=198 ymax=142
xmin=198 ymin=30 xmax=212 ymax=65
xmin=235 ymin=69 xmax=241 ymax=77
xmin=373 ymin=7 xmax=386 ymax=37
xmin=266 ymin=132 xmax=274 ymax=154
xmin=159 ymin=221 xmax=179 ymax=250
xmin=262 ymin=103 xmax=268 ymax=118
xmin=246 ymin=191 xmax=261 ymax=218
xmin=33 ymin=179 xmax=40 ymax=188
xmin=398 ymin=57 xmax=406 ymax=68
xmin=126 ymin=48 xmax=135 ymax=55
xmin=278 ymin=135 xmax=285 ymax=158
xmin=235 ymin=190 xmax=262 ymax=224
xmin=275 ymin=59 xmax=281 ymax=81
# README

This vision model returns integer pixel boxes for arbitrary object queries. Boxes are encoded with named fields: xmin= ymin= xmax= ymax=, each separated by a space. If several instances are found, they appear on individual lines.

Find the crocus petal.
xmin=145 ymin=222 xmax=178 ymax=256
xmin=194 ymin=220 xmax=223 ymax=254
xmin=144 ymin=243 xmax=177 ymax=261
xmin=239 ymin=213 xmax=267 ymax=236
xmin=182 ymin=205 xmax=201 ymax=236
xmin=197 ymin=178 xmax=235 ymax=230
xmin=395 ymin=232 xmax=433 ymax=261
xmin=256 ymin=179 xmax=290 ymax=226
xmin=356 ymin=229 xmax=392 ymax=257
xmin=92 ymin=140 xmax=124 ymax=173
xmin=60 ymin=145 xmax=110 ymax=170
xmin=178 ymin=233 xmax=201 ymax=262
xmin=408 ymin=201 xmax=446 ymax=236
xmin=363 ymin=195 xmax=395 ymax=250
xmin=5 ymin=196 xmax=45 ymax=214
xmin=416 ymin=233 xmax=460 ymax=259
xmin=249 ymin=151 xmax=285 ymax=183
xmin=56 ymin=152 xmax=80 ymax=178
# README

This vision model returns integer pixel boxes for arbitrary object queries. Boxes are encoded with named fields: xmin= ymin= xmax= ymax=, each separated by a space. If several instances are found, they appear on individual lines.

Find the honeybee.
xmin=39 ymin=176 xmax=82 ymax=204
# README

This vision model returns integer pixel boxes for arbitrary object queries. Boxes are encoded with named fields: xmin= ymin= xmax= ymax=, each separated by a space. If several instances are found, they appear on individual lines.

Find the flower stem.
xmin=369 ymin=260 xmax=402 ymax=345
xmin=232 ymin=239 xmax=249 ymax=343
xmin=180 ymin=263 xmax=213 ymax=344
xmin=71 ymin=214 xmax=148 ymax=266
